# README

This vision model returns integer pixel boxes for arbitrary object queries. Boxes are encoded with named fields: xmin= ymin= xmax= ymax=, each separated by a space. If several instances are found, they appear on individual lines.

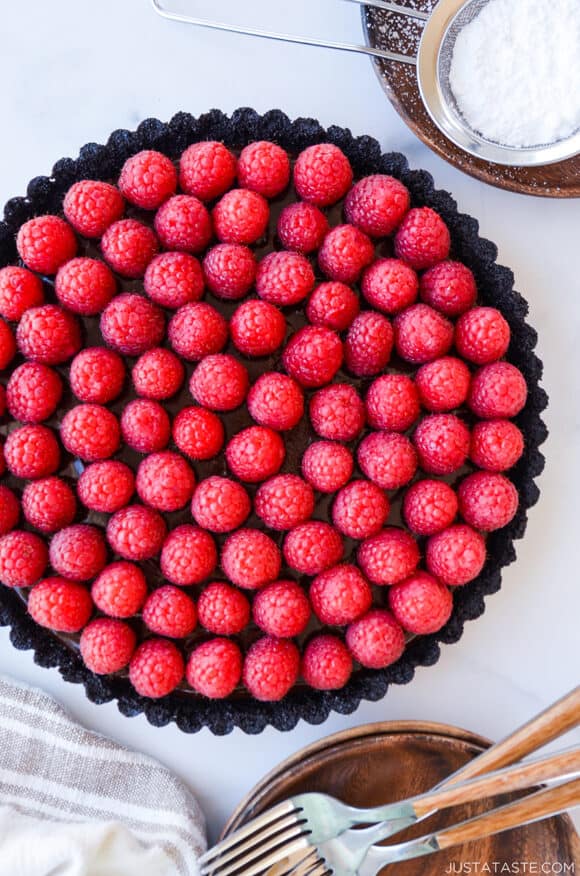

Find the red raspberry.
xmin=17 ymin=304 xmax=81 ymax=365
xmin=179 ymin=141 xmax=237 ymax=201
xmin=91 ymin=561 xmax=147 ymax=618
xmin=470 ymin=419 xmax=524 ymax=472
xmin=243 ymin=637 xmax=300 ymax=701
xmin=0 ymin=319 xmax=15 ymax=369
xmin=413 ymin=414 xmax=470 ymax=475
xmin=190 ymin=354 xmax=249 ymax=411
xmin=318 ymin=225 xmax=374 ymax=284
xmin=345 ymin=312 xmax=394 ymax=377
xmin=49 ymin=524 xmax=107 ymax=582
xmin=101 ymin=219 xmax=158 ymax=278
xmin=161 ymin=525 xmax=218 ymax=586
xmin=293 ymin=143 xmax=353 ymax=207
xmin=55 ymin=257 xmax=116 ymax=315
xmin=63 ymin=180 xmax=124 ymax=238
xmin=332 ymin=480 xmax=389 ymax=540
xmin=301 ymin=441 xmax=354 ymax=493
xmin=168 ymin=301 xmax=228 ymax=362
xmin=253 ymin=579 xmax=311 ymax=637
xmin=310 ymin=564 xmax=372 ymax=625
xmin=389 ymin=572 xmax=453 ymax=634
xmin=221 ymin=529 xmax=281 ymax=590
xmin=238 ymin=141 xmax=291 ymax=198
xmin=468 ymin=362 xmax=527 ymax=419
xmin=0 ymin=486 xmax=19 ymax=536
xmin=132 ymin=348 xmax=184 ymax=399
xmin=458 ymin=471 xmax=519 ymax=531
xmin=80 ymin=618 xmax=136 ymax=674
xmin=213 ymin=189 xmax=269 ymax=245
xmin=426 ymin=524 xmax=486 ymax=586
xmin=0 ymin=442 xmax=5 ymax=475
xmin=277 ymin=202 xmax=329 ymax=254
xmin=69 ymin=348 xmax=125 ymax=404
xmin=346 ymin=609 xmax=405 ymax=669
xmin=0 ymin=530 xmax=47 ymax=587
xmin=197 ymin=583 xmax=250 ymax=635
xmin=17 ymin=215 xmax=77 ymax=274
xmin=366 ymin=374 xmax=420 ymax=432
xmin=226 ymin=426 xmax=285 ymax=483
xmin=107 ymin=505 xmax=167 ymax=561
xmin=28 ymin=577 xmax=93 ymax=633
xmin=7 ymin=362 xmax=62 ymax=423
xmin=0 ymin=266 xmax=44 ymax=320
xmin=416 ymin=356 xmax=471 ymax=412
xmin=136 ymin=451 xmax=195 ymax=512
xmin=420 ymin=260 xmax=477 ymax=316
xmin=394 ymin=207 xmax=451 ymax=270
xmin=203 ymin=244 xmax=257 ymax=300
xmin=120 ymin=399 xmax=170 ymax=453
xmin=4 ymin=425 xmax=60 ymax=479
xmin=256 ymin=252 xmax=315 ymax=306
xmin=155 ymin=194 xmax=212 ymax=253
xmin=302 ymin=635 xmax=353 ymax=690
xmin=77 ymin=461 xmax=135 ymax=513
xmin=309 ymin=384 xmax=365 ymax=442
xmin=395 ymin=303 xmax=454 ymax=364
xmin=306 ymin=282 xmax=359 ymax=331
xmin=345 ymin=174 xmax=410 ymax=237
xmin=282 ymin=326 xmax=343 ymax=388
xmin=129 ymin=638 xmax=184 ymax=698
xmin=247 ymin=372 xmax=304 ymax=431
xmin=22 ymin=477 xmax=76 ymax=533
xmin=144 ymin=251 xmax=204 ymax=309
xmin=358 ymin=431 xmax=418 ymax=490
xmin=357 ymin=528 xmax=419 ymax=585
xmin=118 ymin=150 xmax=177 ymax=209
xmin=361 ymin=258 xmax=418 ymax=314
xmin=61 ymin=404 xmax=120 ymax=462
xmin=284 ymin=521 xmax=343 ymax=575
xmin=100 ymin=293 xmax=165 ymax=356
xmin=456 ymin=307 xmax=511 ymax=365
xmin=403 ymin=479 xmax=458 ymax=536
xmin=143 ymin=585 xmax=197 ymax=638
xmin=187 ymin=639 xmax=243 ymax=699
xmin=191 ymin=476 xmax=251 ymax=533
xmin=230 ymin=300 xmax=286 ymax=358
xmin=173 ymin=406 xmax=224 ymax=460
xmin=255 ymin=475 xmax=315 ymax=530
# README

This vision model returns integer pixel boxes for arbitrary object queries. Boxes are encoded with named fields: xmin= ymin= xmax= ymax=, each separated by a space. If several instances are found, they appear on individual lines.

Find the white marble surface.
xmin=1 ymin=0 xmax=579 ymax=845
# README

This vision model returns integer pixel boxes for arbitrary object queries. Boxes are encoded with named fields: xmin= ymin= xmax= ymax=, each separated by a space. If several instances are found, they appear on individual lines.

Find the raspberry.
xmin=154 ymin=194 xmax=213 ymax=254
xmin=389 ymin=572 xmax=453 ymax=634
xmin=318 ymin=225 xmax=374 ymax=284
xmin=345 ymin=174 xmax=410 ymax=237
xmin=403 ymin=479 xmax=458 ymax=536
xmin=416 ymin=356 xmax=471 ymax=412
xmin=77 ymin=461 xmax=135 ymax=514
xmin=197 ymin=583 xmax=250 ymax=635
xmin=332 ymin=480 xmax=389 ymax=540
xmin=413 ymin=414 xmax=470 ymax=475
xmin=63 ymin=180 xmax=125 ymax=238
xmin=92 ymin=561 xmax=147 ymax=618
xmin=226 ymin=426 xmax=285 ymax=483
xmin=247 ymin=372 xmax=304 ymax=431
xmin=118 ymin=149 xmax=177 ymax=209
xmin=173 ymin=406 xmax=224 ymax=460
xmin=420 ymin=260 xmax=477 ymax=316
xmin=49 ymin=524 xmax=106 ymax=582
xmin=55 ymin=257 xmax=116 ymax=315
xmin=61 ymin=404 xmax=120 ymax=462
xmin=144 ymin=251 xmax=204 ymax=309
xmin=0 ymin=384 xmax=4 ymax=417
xmin=17 ymin=304 xmax=81 ymax=365
xmin=80 ymin=618 xmax=136 ymax=674
xmin=302 ymin=635 xmax=353 ymax=690
xmin=221 ymin=529 xmax=281 ymax=590
xmin=277 ymin=202 xmax=329 ymax=254
xmin=0 ymin=266 xmax=44 ymax=320
xmin=120 ymin=399 xmax=170 ymax=453
xmin=306 ymin=282 xmax=360 ymax=331
xmin=7 ymin=362 xmax=62 ymax=423
xmin=253 ymin=579 xmax=311 ymax=637
xmin=456 ymin=307 xmax=511 ymax=365
xmin=394 ymin=304 xmax=454 ymax=364
xmin=101 ymin=219 xmax=158 ymax=278
xmin=191 ymin=477 xmax=251 ymax=533
xmin=284 ymin=521 xmax=343 ymax=575
xmin=238 ymin=141 xmax=291 ymax=198
xmin=358 ymin=431 xmax=418 ymax=490
xmin=357 ymin=528 xmax=420 ymax=585
xmin=468 ymin=363 xmax=527 ymax=419
xmin=69 ymin=348 xmax=125 ymax=404
xmin=243 ymin=637 xmax=300 ymax=701
xmin=361 ymin=258 xmax=418 ymax=314
xmin=426 ymin=524 xmax=486 ymax=586
xmin=293 ymin=143 xmax=353 ymax=207
xmin=301 ymin=441 xmax=354 ymax=493
xmin=22 ymin=477 xmax=76 ymax=533
xmin=4 ymin=425 xmax=60 ymax=479
xmin=230 ymin=301 xmax=286 ymax=358
xmin=394 ymin=207 xmax=451 ymax=270
xmin=213 ymin=189 xmax=269 ymax=245
xmin=168 ymin=302 xmax=228 ymax=361
xmin=0 ymin=486 xmax=19 ymax=536
xmin=17 ymin=215 xmax=77 ymax=274
xmin=346 ymin=609 xmax=405 ymax=669
xmin=310 ymin=564 xmax=372 ymax=625
xmin=255 ymin=475 xmax=315 ymax=530
xmin=256 ymin=252 xmax=315 ymax=306
xmin=100 ymin=293 xmax=165 ymax=356
xmin=470 ymin=419 xmax=524 ymax=471
xmin=161 ymin=525 xmax=218 ymax=586
xmin=0 ymin=320 xmax=15 ymax=369
xmin=129 ymin=638 xmax=184 ymax=698
xmin=28 ymin=577 xmax=93 ymax=633
xmin=282 ymin=326 xmax=343 ymax=388
xmin=136 ymin=451 xmax=196 ymax=512
xmin=203 ymin=244 xmax=257 ymax=300
xmin=132 ymin=348 xmax=184 ymax=399
xmin=190 ymin=354 xmax=249 ymax=411
xmin=366 ymin=375 xmax=420 ymax=432
xmin=187 ymin=639 xmax=243 ymax=699
xmin=345 ymin=312 xmax=394 ymax=377
xmin=107 ymin=505 xmax=167 ymax=561
xmin=0 ymin=531 xmax=47 ymax=587
xmin=142 ymin=585 xmax=197 ymax=638
xmin=309 ymin=384 xmax=365 ymax=442
xmin=179 ymin=141 xmax=237 ymax=201
xmin=458 ymin=471 xmax=519 ymax=531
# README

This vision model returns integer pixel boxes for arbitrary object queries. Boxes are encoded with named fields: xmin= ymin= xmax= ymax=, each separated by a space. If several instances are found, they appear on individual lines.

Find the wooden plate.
xmin=223 ymin=721 xmax=580 ymax=873
xmin=362 ymin=1 xmax=580 ymax=197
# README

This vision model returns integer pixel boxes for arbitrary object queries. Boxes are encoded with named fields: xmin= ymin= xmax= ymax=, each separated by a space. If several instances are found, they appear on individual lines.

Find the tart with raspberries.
xmin=0 ymin=109 xmax=546 ymax=735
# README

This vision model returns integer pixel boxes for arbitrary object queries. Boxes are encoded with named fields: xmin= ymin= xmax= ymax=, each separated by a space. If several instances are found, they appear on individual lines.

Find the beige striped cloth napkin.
xmin=0 ymin=674 xmax=206 ymax=875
